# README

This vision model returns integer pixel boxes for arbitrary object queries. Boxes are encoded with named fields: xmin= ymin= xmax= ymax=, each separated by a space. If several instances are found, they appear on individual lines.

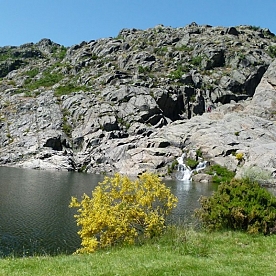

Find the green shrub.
xmin=25 ymin=68 xmax=39 ymax=78
xmin=167 ymin=160 xmax=179 ymax=174
xmin=0 ymin=53 xmax=10 ymax=61
xmin=61 ymin=108 xmax=72 ymax=137
xmin=175 ymin=45 xmax=193 ymax=52
xmin=54 ymin=84 xmax=87 ymax=96
xmin=62 ymin=123 xmax=72 ymax=137
xmin=195 ymin=178 xmax=276 ymax=234
xmin=154 ymin=47 xmax=168 ymax=56
xmin=196 ymin=148 xmax=203 ymax=159
xmin=52 ymin=45 xmax=67 ymax=60
xmin=186 ymin=158 xmax=199 ymax=169
xmin=69 ymin=172 xmax=178 ymax=253
xmin=91 ymin=54 xmax=98 ymax=60
xmin=250 ymin=25 xmax=260 ymax=31
xmin=138 ymin=66 xmax=151 ymax=74
xmin=191 ymin=56 xmax=203 ymax=66
xmin=268 ymin=45 xmax=276 ymax=58
xmin=117 ymin=117 xmax=131 ymax=129
xmin=169 ymin=65 xmax=189 ymax=80
xmin=206 ymin=164 xmax=235 ymax=184
xmin=58 ymin=46 xmax=67 ymax=59
xmin=169 ymin=68 xmax=182 ymax=80
xmin=25 ymin=71 xmax=63 ymax=89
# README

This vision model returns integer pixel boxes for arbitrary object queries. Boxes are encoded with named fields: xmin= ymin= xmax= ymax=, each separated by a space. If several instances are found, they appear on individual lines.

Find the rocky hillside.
xmin=1 ymin=23 xmax=276 ymax=179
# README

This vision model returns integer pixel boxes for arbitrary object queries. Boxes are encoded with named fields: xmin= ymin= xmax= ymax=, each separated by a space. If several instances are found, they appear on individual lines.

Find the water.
xmin=176 ymin=153 xmax=208 ymax=182
xmin=0 ymin=166 xmax=216 ymax=257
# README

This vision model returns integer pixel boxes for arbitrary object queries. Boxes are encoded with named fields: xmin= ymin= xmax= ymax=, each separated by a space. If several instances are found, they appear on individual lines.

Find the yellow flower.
xmin=236 ymin=152 xmax=244 ymax=161
xmin=69 ymin=172 xmax=178 ymax=253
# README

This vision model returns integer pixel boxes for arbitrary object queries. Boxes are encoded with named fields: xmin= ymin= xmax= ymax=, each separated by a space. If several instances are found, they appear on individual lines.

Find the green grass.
xmin=24 ymin=68 xmax=39 ymax=78
xmin=191 ymin=55 xmax=203 ymax=66
xmin=138 ymin=65 xmax=151 ymax=74
xmin=54 ymin=84 xmax=88 ymax=97
xmin=169 ymin=66 xmax=186 ymax=80
xmin=24 ymin=71 xmax=63 ymax=90
xmin=175 ymin=45 xmax=194 ymax=52
xmin=1 ymin=228 xmax=276 ymax=276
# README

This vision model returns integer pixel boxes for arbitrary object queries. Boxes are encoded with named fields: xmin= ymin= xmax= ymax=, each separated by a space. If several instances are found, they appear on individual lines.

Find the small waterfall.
xmin=176 ymin=153 xmax=193 ymax=182
xmin=175 ymin=153 xmax=208 ymax=182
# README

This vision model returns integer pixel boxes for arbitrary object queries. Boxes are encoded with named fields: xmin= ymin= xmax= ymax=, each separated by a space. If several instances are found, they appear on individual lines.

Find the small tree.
xmin=70 ymin=172 xmax=178 ymax=253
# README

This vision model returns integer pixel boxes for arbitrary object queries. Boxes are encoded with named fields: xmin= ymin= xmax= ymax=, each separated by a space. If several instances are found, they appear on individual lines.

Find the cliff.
xmin=1 ymin=23 xmax=276 ymax=178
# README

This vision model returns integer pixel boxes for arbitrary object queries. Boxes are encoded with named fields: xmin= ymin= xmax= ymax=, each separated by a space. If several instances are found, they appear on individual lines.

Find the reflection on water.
xmin=166 ymin=179 xmax=216 ymax=224
xmin=0 ymin=167 xmax=216 ymax=257
xmin=0 ymin=167 xmax=104 ymax=257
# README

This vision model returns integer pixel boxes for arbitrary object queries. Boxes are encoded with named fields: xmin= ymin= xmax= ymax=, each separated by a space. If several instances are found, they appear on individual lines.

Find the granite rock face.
xmin=0 ymin=23 xmax=276 ymax=179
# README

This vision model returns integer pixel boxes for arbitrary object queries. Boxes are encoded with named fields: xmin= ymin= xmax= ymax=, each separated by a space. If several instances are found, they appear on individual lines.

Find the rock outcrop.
xmin=1 ymin=23 xmax=276 ymax=179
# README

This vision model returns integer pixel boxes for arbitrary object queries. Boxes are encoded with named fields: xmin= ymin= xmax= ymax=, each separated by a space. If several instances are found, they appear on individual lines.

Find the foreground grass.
xmin=1 ymin=228 xmax=276 ymax=276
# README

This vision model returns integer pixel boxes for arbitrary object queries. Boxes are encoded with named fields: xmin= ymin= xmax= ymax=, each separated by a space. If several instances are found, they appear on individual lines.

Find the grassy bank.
xmin=1 ymin=228 xmax=276 ymax=276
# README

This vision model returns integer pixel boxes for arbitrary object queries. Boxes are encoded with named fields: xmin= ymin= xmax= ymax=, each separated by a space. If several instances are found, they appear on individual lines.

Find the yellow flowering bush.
xmin=235 ymin=152 xmax=244 ymax=161
xmin=69 ymin=172 xmax=178 ymax=253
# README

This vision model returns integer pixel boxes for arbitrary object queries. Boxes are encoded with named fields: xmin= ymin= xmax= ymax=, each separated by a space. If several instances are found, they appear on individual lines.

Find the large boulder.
xmin=246 ymin=59 xmax=276 ymax=118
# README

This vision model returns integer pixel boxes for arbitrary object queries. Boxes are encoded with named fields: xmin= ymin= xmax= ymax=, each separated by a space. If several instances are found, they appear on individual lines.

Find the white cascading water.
xmin=175 ymin=153 xmax=208 ymax=182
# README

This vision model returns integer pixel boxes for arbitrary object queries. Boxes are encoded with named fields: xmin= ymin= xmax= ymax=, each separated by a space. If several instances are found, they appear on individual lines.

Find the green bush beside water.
xmin=196 ymin=177 xmax=276 ymax=234
xmin=206 ymin=164 xmax=235 ymax=184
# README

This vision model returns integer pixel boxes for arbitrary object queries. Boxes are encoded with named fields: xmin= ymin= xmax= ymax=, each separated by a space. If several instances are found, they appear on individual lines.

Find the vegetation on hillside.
xmin=0 ymin=23 xmax=275 ymax=101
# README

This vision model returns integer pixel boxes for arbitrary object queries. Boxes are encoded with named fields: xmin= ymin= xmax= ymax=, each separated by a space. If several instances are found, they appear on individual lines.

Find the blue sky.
xmin=1 ymin=0 xmax=276 ymax=47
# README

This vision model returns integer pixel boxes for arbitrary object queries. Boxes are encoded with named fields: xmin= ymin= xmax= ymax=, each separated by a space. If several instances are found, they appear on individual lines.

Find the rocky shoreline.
xmin=1 ymin=23 xmax=276 ymax=181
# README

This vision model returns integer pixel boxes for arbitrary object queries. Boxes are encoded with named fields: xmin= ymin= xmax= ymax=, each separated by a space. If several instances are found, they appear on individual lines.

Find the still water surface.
xmin=0 ymin=166 xmax=216 ymax=257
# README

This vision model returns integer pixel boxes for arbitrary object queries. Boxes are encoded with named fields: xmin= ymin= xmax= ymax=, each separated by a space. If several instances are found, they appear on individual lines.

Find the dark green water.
xmin=0 ymin=166 xmax=216 ymax=257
